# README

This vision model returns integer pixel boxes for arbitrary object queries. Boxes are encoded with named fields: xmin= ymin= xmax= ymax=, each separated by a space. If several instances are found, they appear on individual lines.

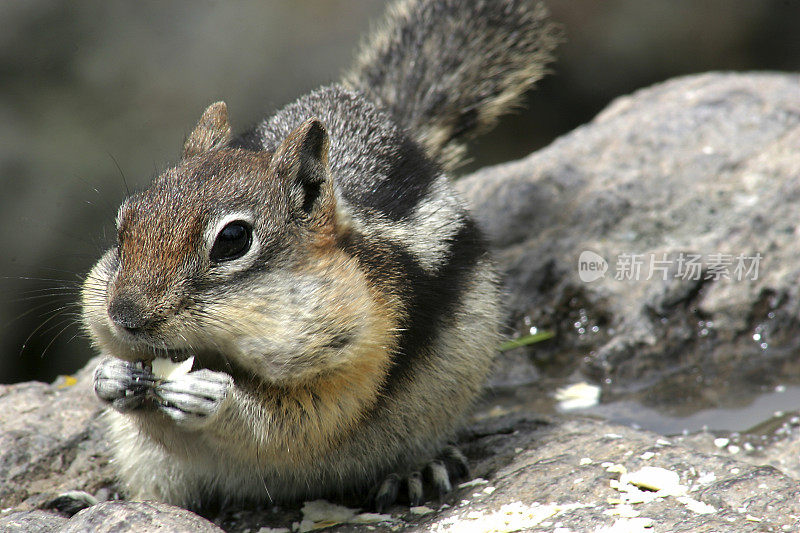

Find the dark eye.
xmin=210 ymin=221 xmax=252 ymax=262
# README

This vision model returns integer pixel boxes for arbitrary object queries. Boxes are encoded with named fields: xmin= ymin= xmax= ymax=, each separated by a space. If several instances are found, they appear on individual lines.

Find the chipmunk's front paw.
xmin=94 ymin=357 xmax=155 ymax=412
xmin=154 ymin=369 xmax=232 ymax=429
xmin=373 ymin=445 xmax=470 ymax=512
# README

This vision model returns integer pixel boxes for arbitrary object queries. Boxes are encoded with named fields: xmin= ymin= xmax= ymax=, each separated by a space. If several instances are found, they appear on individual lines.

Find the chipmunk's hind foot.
xmin=372 ymin=445 xmax=470 ymax=512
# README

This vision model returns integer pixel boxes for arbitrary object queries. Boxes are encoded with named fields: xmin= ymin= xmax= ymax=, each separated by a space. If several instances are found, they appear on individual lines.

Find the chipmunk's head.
xmin=82 ymin=102 xmax=395 ymax=385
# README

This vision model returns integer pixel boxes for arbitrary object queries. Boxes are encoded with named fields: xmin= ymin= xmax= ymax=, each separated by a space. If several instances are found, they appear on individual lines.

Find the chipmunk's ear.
xmin=270 ymin=118 xmax=333 ymax=217
xmin=183 ymin=101 xmax=232 ymax=159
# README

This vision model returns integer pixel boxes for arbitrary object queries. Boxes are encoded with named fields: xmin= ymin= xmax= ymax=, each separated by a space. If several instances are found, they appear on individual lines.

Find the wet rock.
xmin=211 ymin=415 xmax=800 ymax=532
xmin=439 ymin=415 xmax=800 ymax=533
xmin=459 ymin=72 xmax=800 ymax=412
xmin=4 ymin=387 xmax=800 ymax=533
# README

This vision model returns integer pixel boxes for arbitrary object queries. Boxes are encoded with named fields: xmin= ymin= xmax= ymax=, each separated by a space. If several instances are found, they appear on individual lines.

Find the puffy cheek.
xmin=216 ymin=271 xmax=384 ymax=384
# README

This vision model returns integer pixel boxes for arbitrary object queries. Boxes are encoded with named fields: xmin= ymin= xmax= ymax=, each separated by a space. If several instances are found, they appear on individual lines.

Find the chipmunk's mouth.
xmin=105 ymin=319 xmax=245 ymax=379
xmin=138 ymin=346 xmax=247 ymax=382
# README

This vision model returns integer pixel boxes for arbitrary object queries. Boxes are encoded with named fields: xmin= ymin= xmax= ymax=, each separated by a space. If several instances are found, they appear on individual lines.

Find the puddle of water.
xmin=581 ymin=385 xmax=800 ymax=435
xmin=483 ymin=382 xmax=800 ymax=436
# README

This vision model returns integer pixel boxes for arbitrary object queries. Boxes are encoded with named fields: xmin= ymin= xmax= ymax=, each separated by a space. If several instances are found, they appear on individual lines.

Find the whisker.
xmin=20 ymin=309 xmax=74 ymax=356
xmin=9 ymin=300 xmax=77 ymax=326
xmin=108 ymin=152 xmax=131 ymax=196
xmin=38 ymin=319 xmax=81 ymax=359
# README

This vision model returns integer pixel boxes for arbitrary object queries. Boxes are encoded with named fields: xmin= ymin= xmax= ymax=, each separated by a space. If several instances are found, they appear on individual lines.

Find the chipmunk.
xmin=83 ymin=0 xmax=558 ymax=511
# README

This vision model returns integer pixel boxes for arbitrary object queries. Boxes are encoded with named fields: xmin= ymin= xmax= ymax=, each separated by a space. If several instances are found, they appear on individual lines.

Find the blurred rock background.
xmin=1 ymin=0 xmax=798 ymax=384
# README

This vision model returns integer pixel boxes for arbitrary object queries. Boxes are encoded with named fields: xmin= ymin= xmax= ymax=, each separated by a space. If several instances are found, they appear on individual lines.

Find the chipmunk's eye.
xmin=210 ymin=221 xmax=252 ymax=262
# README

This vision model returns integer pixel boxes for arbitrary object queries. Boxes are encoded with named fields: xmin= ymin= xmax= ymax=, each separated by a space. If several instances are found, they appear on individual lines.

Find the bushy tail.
xmin=343 ymin=0 xmax=560 ymax=171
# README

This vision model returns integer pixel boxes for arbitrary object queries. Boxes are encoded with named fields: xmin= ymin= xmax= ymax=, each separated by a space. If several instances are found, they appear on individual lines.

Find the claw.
xmin=153 ymin=369 xmax=232 ymax=428
xmin=440 ymin=445 xmax=470 ymax=481
xmin=94 ymin=358 xmax=155 ymax=411
xmin=369 ymin=445 xmax=468 ymax=510
xmin=407 ymin=471 xmax=424 ymax=507
xmin=374 ymin=473 xmax=400 ymax=513
xmin=426 ymin=460 xmax=452 ymax=498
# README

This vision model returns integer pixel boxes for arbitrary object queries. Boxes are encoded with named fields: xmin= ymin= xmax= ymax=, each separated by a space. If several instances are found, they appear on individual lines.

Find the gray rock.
xmin=437 ymin=415 xmax=800 ymax=533
xmin=459 ymin=72 xmax=800 ymax=412
xmin=61 ymin=501 xmax=224 ymax=533
xmin=0 ymin=510 xmax=67 ymax=532
xmin=4 ymin=72 xmax=800 ymax=531
xmin=0 ymin=357 xmax=113 ymax=512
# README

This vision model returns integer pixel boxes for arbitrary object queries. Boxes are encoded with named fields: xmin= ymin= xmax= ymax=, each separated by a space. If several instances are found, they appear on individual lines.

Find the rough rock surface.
xmin=3 ymin=376 xmax=800 ymax=532
xmin=0 ymin=358 xmax=113 ymax=511
xmin=460 ymin=71 xmax=800 ymax=413
xmin=2 ymin=72 xmax=800 ymax=531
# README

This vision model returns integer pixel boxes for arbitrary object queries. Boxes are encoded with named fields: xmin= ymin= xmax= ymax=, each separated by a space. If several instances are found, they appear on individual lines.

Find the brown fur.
xmin=183 ymin=101 xmax=233 ymax=158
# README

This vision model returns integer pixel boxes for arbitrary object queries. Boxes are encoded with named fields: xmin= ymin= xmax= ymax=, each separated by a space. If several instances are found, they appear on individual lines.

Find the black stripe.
xmin=384 ymin=217 xmax=485 ymax=395
xmin=341 ymin=216 xmax=486 ymax=398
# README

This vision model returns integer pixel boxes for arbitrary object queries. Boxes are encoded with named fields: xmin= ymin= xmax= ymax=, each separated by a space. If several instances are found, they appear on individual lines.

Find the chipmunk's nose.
xmin=108 ymin=296 xmax=152 ymax=334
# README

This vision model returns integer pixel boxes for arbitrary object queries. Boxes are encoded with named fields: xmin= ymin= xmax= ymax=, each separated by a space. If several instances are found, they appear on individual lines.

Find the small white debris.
xmin=483 ymin=486 xmax=496 ymax=495
xmin=554 ymin=382 xmax=601 ymax=410
xmin=352 ymin=513 xmax=393 ymax=524
xmin=573 ymin=478 xmax=584 ymax=484
xmin=458 ymin=478 xmax=489 ymax=489
xmin=639 ymin=452 xmax=655 ymax=460
xmin=409 ymin=506 xmax=434 ymax=516
xmin=152 ymin=356 xmax=195 ymax=380
xmin=606 ymin=464 xmax=627 ymax=475
xmin=514 ymin=447 xmax=524 ymax=454
xmin=580 ymin=458 xmax=593 ymax=465
xmin=655 ymin=438 xmax=672 ymax=446
xmin=619 ymin=467 xmax=687 ymax=497
xmin=429 ymin=501 xmax=591 ymax=532
xmin=677 ymin=496 xmax=717 ymax=515
xmin=605 ymin=433 xmax=624 ymax=439
xmin=608 ymin=481 xmax=656 ymax=505
xmin=745 ymin=514 xmax=763 ymax=522
xmin=696 ymin=471 xmax=716 ymax=485
xmin=730 ymin=468 xmax=740 ymax=475
xmin=727 ymin=445 xmax=741 ymax=454
xmin=713 ymin=437 xmax=730 ymax=448
xmin=297 ymin=500 xmax=357 ymax=532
